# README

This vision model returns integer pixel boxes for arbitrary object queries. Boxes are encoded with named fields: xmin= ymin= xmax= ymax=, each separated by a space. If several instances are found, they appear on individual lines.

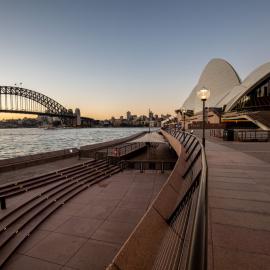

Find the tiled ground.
xmin=196 ymin=128 xmax=270 ymax=163
xmin=0 ymin=157 xmax=87 ymax=185
xmin=3 ymin=169 xmax=169 ymax=270
xmin=206 ymin=140 xmax=270 ymax=270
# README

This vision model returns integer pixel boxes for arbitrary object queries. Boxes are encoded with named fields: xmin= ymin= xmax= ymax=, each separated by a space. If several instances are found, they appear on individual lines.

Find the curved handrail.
xmin=163 ymin=127 xmax=208 ymax=270
xmin=186 ymin=132 xmax=208 ymax=270
xmin=107 ymin=127 xmax=208 ymax=270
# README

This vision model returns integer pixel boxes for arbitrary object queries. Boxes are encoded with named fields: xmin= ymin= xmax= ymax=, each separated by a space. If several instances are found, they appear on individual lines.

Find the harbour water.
xmin=0 ymin=127 xmax=150 ymax=160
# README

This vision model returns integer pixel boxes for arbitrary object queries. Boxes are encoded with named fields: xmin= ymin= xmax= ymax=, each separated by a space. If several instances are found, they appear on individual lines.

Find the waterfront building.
xmin=176 ymin=59 xmax=270 ymax=130
xmin=107 ymin=112 xmax=169 ymax=127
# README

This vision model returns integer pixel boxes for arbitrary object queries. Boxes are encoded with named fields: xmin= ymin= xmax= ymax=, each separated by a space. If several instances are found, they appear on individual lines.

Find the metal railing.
xmin=153 ymin=127 xmax=208 ymax=270
xmin=123 ymin=160 xmax=175 ymax=173
xmin=94 ymin=142 xmax=146 ymax=160
xmin=234 ymin=129 xmax=270 ymax=141
xmin=210 ymin=128 xmax=270 ymax=141
xmin=108 ymin=142 xmax=146 ymax=157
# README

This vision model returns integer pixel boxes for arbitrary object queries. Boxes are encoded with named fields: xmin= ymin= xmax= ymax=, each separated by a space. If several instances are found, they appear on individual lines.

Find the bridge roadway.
xmin=0 ymin=85 xmax=94 ymax=126
xmin=206 ymin=139 xmax=270 ymax=269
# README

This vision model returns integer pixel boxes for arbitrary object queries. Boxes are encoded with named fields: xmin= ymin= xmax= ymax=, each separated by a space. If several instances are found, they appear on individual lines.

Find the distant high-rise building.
xmin=74 ymin=108 xmax=81 ymax=126
xmin=149 ymin=110 xmax=154 ymax=120
xmin=127 ymin=111 xmax=131 ymax=121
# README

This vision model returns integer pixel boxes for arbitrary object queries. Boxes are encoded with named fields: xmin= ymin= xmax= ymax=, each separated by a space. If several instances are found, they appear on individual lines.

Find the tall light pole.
xmin=148 ymin=108 xmax=151 ymax=133
xmin=197 ymin=87 xmax=210 ymax=147
xmin=182 ymin=107 xmax=186 ymax=137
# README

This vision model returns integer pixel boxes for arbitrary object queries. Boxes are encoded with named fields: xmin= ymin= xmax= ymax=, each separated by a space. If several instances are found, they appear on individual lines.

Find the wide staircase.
xmin=245 ymin=111 xmax=270 ymax=130
xmin=223 ymin=110 xmax=270 ymax=130
xmin=0 ymin=159 xmax=121 ymax=267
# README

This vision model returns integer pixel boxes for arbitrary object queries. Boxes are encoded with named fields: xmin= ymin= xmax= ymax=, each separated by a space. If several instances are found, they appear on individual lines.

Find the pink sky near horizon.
xmin=1 ymin=1 xmax=270 ymax=121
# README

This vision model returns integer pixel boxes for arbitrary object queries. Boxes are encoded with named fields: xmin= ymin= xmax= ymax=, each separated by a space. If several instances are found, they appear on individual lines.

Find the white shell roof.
xmin=182 ymin=59 xmax=241 ymax=113
xmin=225 ymin=62 xmax=270 ymax=111
xmin=182 ymin=59 xmax=270 ymax=113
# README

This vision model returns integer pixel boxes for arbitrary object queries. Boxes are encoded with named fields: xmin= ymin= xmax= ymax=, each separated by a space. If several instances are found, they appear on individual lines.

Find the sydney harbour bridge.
xmin=0 ymin=86 xmax=94 ymax=126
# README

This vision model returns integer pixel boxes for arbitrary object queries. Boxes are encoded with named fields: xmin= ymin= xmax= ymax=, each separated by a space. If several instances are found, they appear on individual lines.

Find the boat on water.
xmin=44 ymin=126 xmax=57 ymax=130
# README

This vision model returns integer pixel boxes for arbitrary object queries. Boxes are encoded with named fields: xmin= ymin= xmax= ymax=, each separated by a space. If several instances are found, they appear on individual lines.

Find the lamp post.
xmin=148 ymin=108 xmax=151 ymax=134
xmin=197 ymin=87 xmax=210 ymax=147
xmin=182 ymin=107 xmax=186 ymax=138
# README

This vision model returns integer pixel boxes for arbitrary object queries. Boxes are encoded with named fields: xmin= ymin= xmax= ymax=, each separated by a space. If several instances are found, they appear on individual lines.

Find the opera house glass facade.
xmin=181 ymin=58 xmax=270 ymax=114
xmin=232 ymin=75 xmax=270 ymax=112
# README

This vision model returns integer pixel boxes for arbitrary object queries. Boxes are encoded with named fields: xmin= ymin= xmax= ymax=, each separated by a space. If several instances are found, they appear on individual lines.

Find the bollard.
xmin=1 ymin=197 xmax=6 ymax=210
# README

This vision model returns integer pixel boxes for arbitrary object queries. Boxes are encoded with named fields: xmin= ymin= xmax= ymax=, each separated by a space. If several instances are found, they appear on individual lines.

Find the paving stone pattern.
xmin=3 ymin=170 xmax=169 ymax=270
xmin=207 ymin=140 xmax=270 ymax=270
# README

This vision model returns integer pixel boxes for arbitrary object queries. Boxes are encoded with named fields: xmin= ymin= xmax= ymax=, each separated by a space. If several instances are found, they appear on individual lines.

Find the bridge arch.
xmin=0 ymin=86 xmax=72 ymax=117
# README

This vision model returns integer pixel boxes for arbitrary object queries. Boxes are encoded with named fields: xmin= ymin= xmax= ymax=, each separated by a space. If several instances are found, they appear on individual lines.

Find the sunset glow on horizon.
xmin=1 ymin=0 xmax=270 ymax=120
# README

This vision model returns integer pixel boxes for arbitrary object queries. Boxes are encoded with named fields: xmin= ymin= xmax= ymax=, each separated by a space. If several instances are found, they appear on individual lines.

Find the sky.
xmin=0 ymin=0 xmax=270 ymax=120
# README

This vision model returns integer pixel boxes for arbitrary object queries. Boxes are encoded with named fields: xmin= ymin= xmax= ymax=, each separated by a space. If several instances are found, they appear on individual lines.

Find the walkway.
xmin=2 ymin=170 xmax=169 ymax=270
xmin=206 ymin=140 xmax=270 ymax=270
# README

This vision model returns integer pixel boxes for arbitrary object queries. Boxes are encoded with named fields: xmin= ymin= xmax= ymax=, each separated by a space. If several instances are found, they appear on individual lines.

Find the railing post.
xmin=161 ymin=161 xmax=164 ymax=174
xmin=140 ymin=162 xmax=143 ymax=173
xmin=120 ymin=161 xmax=123 ymax=171
xmin=0 ymin=197 xmax=6 ymax=210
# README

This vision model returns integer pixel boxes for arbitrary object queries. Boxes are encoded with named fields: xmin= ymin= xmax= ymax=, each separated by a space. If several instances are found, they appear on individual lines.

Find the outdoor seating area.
xmin=0 ymin=159 xmax=121 ymax=267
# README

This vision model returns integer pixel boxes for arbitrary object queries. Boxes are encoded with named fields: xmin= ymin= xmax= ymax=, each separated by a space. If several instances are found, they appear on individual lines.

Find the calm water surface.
xmin=0 ymin=127 xmax=150 ymax=160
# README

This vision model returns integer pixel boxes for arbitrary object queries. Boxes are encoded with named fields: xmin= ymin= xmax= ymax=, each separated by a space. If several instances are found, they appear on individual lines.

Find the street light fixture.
xmin=182 ymin=107 xmax=186 ymax=138
xmin=197 ymin=87 xmax=210 ymax=147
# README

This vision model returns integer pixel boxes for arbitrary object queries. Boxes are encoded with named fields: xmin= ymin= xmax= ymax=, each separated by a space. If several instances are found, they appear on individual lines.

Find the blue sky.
xmin=0 ymin=0 xmax=269 ymax=119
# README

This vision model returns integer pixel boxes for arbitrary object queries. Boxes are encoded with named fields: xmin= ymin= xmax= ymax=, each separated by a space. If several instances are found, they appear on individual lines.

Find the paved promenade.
xmin=2 ymin=170 xmax=169 ymax=270
xmin=206 ymin=140 xmax=270 ymax=270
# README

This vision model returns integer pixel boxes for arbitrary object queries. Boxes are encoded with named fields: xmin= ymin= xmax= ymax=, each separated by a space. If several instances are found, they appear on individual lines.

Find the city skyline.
xmin=0 ymin=108 xmax=170 ymax=121
xmin=1 ymin=0 xmax=270 ymax=120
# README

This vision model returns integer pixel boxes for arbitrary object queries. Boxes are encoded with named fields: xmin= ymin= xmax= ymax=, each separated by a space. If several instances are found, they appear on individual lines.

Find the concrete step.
xmin=0 ymin=165 xmax=120 ymax=268
xmin=0 ymin=159 xmax=103 ymax=198
xmin=0 ymin=161 xmax=113 ymax=224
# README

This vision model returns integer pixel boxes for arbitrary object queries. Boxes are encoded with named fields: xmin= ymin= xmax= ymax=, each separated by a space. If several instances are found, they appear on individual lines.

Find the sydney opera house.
xmin=176 ymin=59 xmax=270 ymax=130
